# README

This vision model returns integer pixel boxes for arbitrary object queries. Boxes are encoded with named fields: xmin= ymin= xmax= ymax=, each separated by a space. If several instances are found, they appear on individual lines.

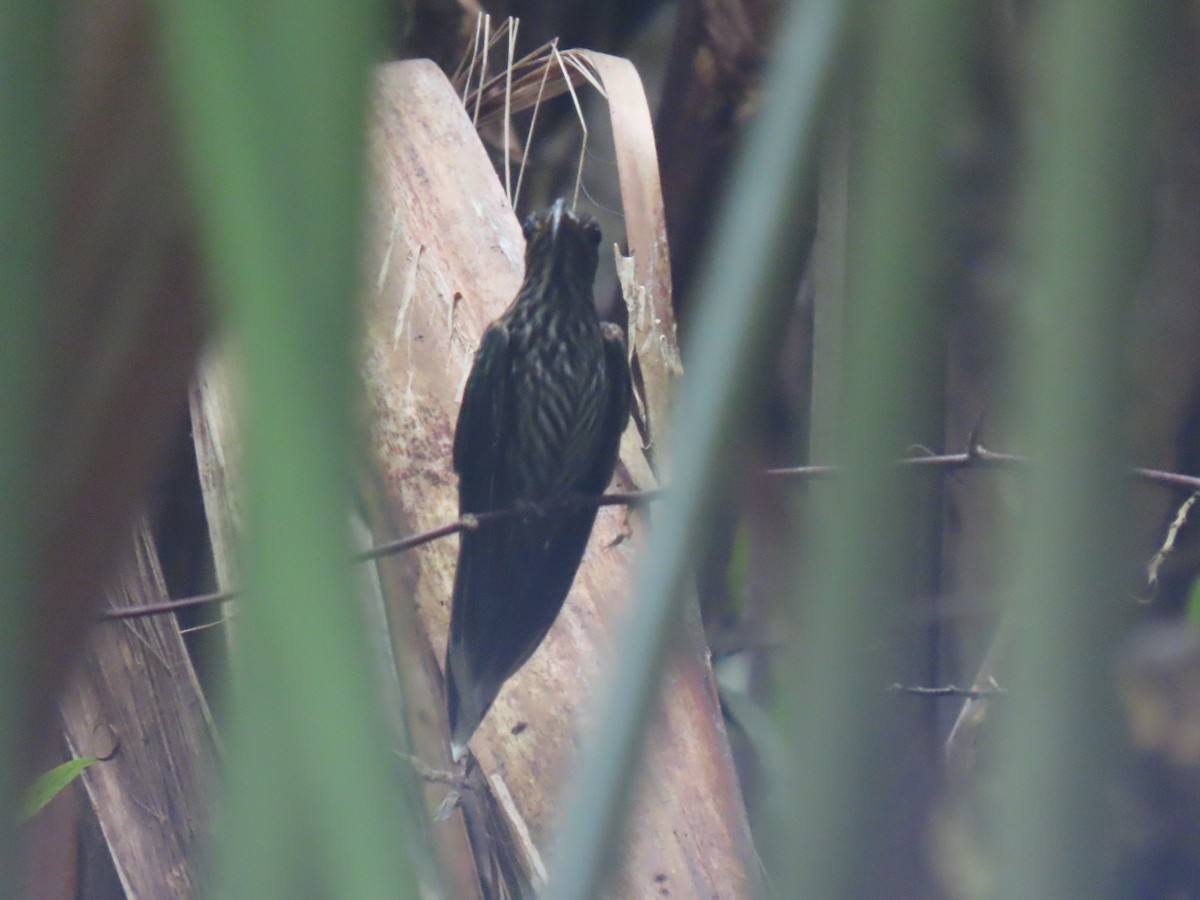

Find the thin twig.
xmin=513 ymin=40 xmax=554 ymax=209
xmin=503 ymin=18 xmax=517 ymax=204
xmin=99 ymin=589 xmax=234 ymax=622
xmin=97 ymin=445 xmax=1200 ymax=621
xmin=1134 ymin=466 xmax=1200 ymax=492
xmin=457 ymin=13 xmax=484 ymax=103
xmin=1143 ymin=490 xmax=1200 ymax=601
xmin=98 ymin=491 xmax=660 ymax=621
xmin=762 ymin=446 xmax=1031 ymax=480
xmin=552 ymin=44 xmax=587 ymax=209
xmin=889 ymin=683 xmax=1006 ymax=699
xmin=354 ymin=488 xmax=661 ymax=563
xmin=471 ymin=14 xmax=491 ymax=126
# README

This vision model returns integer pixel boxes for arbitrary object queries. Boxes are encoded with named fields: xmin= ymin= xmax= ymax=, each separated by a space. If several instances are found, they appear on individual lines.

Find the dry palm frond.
xmin=453 ymin=16 xmax=610 ymax=209
xmin=367 ymin=31 xmax=753 ymax=898
xmin=370 ymin=48 xmax=756 ymax=895
xmin=452 ymin=16 xmax=605 ymax=123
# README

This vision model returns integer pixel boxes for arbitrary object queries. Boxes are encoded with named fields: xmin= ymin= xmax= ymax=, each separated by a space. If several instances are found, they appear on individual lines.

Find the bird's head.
xmin=520 ymin=198 xmax=602 ymax=291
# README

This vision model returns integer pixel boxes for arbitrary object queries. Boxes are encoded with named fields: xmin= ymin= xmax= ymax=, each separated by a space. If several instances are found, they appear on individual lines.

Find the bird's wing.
xmin=582 ymin=322 xmax=633 ymax=494
xmin=447 ymin=321 xmax=516 ymax=746
xmin=452 ymin=322 xmax=512 ymax=514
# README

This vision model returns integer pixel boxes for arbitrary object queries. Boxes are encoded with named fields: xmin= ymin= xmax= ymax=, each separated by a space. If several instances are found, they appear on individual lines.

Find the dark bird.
xmin=445 ymin=199 xmax=631 ymax=761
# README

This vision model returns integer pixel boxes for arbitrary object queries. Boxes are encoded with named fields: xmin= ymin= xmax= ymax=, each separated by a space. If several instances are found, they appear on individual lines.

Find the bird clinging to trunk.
xmin=444 ymin=199 xmax=632 ymax=762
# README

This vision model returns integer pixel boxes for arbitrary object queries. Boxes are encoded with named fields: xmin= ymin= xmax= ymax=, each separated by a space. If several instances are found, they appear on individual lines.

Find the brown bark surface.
xmin=59 ymin=520 xmax=218 ymax=899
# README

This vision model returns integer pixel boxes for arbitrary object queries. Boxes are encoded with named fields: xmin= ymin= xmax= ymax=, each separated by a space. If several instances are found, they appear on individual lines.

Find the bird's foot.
xmin=401 ymin=752 xmax=476 ymax=820
xmin=404 ymin=753 xmax=465 ymax=787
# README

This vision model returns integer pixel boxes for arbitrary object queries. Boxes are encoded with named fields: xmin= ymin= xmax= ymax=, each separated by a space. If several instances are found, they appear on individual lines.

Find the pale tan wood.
xmin=364 ymin=58 xmax=759 ymax=898
xmin=59 ymin=520 xmax=218 ymax=899
xmin=582 ymin=51 xmax=682 ymax=473
xmin=189 ymin=339 xmax=244 ymax=661
xmin=189 ymin=341 xmax=244 ymax=600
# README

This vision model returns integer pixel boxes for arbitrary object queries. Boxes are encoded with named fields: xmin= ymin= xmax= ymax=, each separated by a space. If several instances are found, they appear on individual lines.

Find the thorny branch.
xmin=98 ymin=445 xmax=1200 ymax=621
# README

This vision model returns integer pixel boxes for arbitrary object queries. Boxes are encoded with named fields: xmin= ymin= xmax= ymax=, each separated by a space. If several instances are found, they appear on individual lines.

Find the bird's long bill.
xmin=549 ymin=196 xmax=565 ymax=245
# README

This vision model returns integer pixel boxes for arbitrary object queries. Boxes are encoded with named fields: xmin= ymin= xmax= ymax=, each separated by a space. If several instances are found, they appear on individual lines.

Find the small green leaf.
xmin=22 ymin=757 xmax=100 ymax=820
xmin=1187 ymin=578 xmax=1200 ymax=628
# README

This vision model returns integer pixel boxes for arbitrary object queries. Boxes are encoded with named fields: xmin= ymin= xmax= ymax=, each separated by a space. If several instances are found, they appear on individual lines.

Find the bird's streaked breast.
xmin=505 ymin=312 xmax=607 ymax=497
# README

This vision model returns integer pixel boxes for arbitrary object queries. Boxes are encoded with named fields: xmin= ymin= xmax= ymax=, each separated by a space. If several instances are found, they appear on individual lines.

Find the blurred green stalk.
xmin=779 ymin=3 xmax=971 ymax=894
xmin=548 ymin=1 xmax=861 ymax=897
xmin=0 ymin=3 xmax=57 ymax=893
xmin=994 ymin=1 xmax=1152 ymax=895
xmin=159 ymin=2 xmax=417 ymax=896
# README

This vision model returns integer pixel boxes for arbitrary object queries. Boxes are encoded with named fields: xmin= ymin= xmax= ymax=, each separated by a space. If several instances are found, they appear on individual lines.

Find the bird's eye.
xmin=584 ymin=219 xmax=602 ymax=247
xmin=522 ymin=217 xmax=537 ymax=242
